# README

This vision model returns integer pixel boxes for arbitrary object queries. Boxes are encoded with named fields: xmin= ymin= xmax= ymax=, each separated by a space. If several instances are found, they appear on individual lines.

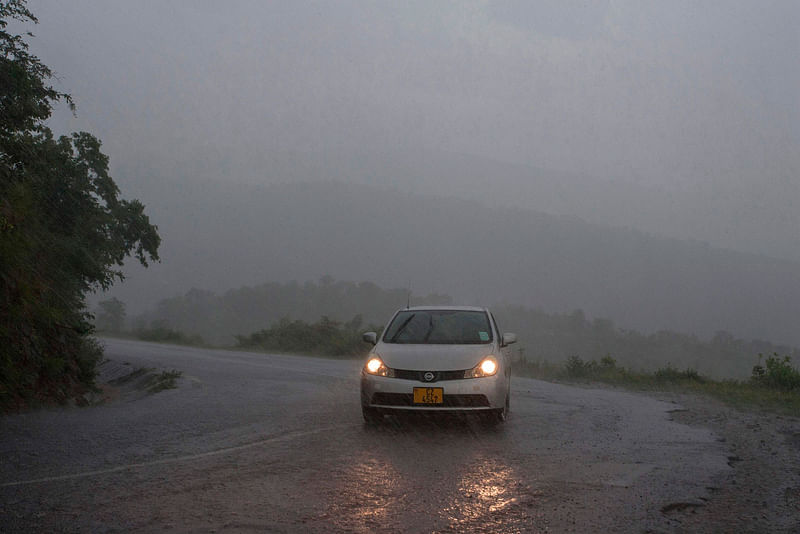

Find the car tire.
xmin=362 ymin=405 xmax=383 ymax=424
xmin=487 ymin=395 xmax=509 ymax=425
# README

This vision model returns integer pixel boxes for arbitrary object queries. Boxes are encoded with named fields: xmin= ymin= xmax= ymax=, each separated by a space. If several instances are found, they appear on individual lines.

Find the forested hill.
xmin=110 ymin=179 xmax=800 ymax=347
xmin=136 ymin=279 xmax=451 ymax=346
xmin=132 ymin=278 xmax=799 ymax=378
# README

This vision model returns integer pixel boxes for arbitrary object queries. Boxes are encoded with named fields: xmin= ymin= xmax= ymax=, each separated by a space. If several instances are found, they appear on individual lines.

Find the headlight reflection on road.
xmin=322 ymin=452 xmax=401 ymax=531
xmin=323 ymin=435 xmax=543 ymax=532
xmin=440 ymin=455 xmax=544 ymax=532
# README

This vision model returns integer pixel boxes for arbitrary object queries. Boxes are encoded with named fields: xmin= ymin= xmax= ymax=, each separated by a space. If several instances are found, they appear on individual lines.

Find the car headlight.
xmin=364 ymin=356 xmax=394 ymax=377
xmin=465 ymin=356 xmax=499 ymax=378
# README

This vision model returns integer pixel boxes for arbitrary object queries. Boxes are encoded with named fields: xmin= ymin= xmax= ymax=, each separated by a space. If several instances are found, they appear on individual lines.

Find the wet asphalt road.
xmin=0 ymin=338 xmax=730 ymax=532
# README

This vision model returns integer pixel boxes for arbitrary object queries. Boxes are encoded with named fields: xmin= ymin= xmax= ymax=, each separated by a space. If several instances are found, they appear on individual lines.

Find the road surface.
xmin=1 ymin=338 xmax=797 ymax=532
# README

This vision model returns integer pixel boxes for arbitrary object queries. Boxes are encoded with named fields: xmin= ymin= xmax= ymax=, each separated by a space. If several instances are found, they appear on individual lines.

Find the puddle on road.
xmin=438 ymin=456 xmax=545 ymax=533
xmin=318 ymin=417 xmax=546 ymax=533
xmin=321 ymin=454 xmax=403 ymax=531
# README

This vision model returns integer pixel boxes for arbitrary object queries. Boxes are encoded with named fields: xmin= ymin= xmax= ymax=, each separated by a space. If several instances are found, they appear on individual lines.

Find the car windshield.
xmin=383 ymin=310 xmax=492 ymax=344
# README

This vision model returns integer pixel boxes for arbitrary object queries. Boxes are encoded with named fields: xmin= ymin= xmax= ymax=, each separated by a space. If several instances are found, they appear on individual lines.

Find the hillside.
xmin=113 ymin=147 xmax=800 ymax=264
xmin=107 ymin=179 xmax=800 ymax=347
xmin=130 ymin=278 xmax=799 ymax=378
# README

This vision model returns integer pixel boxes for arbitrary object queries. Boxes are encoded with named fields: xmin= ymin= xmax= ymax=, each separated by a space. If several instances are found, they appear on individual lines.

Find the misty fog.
xmin=16 ymin=1 xmax=800 ymax=349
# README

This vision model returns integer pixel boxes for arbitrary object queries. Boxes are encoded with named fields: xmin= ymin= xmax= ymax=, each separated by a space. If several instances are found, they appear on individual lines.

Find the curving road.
xmin=1 ymin=338 xmax=737 ymax=532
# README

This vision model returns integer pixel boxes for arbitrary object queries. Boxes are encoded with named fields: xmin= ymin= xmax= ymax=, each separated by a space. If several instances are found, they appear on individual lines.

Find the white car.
xmin=360 ymin=306 xmax=516 ymax=424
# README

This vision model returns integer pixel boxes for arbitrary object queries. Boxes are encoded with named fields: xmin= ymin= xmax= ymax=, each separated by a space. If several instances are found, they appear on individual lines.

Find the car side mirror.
xmin=362 ymin=332 xmax=377 ymax=345
xmin=502 ymin=333 xmax=517 ymax=346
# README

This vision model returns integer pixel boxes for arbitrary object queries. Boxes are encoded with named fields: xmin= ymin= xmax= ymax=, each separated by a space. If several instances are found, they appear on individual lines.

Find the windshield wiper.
xmin=389 ymin=313 xmax=416 ymax=342
xmin=422 ymin=314 xmax=434 ymax=342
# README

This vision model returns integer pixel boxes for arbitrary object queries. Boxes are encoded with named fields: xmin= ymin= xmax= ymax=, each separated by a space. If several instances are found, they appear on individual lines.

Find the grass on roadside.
xmin=514 ymin=353 xmax=800 ymax=416
xmin=108 ymin=367 xmax=182 ymax=394
xmin=132 ymin=327 xmax=205 ymax=347
xmin=145 ymin=370 xmax=182 ymax=393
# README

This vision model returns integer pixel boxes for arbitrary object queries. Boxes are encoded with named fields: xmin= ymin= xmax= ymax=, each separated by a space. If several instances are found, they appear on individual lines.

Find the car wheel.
xmin=495 ymin=394 xmax=510 ymax=423
xmin=362 ymin=405 xmax=383 ymax=424
xmin=482 ymin=395 xmax=508 ymax=426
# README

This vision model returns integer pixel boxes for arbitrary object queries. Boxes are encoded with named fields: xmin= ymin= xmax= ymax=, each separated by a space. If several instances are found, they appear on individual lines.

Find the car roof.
xmin=400 ymin=305 xmax=488 ymax=312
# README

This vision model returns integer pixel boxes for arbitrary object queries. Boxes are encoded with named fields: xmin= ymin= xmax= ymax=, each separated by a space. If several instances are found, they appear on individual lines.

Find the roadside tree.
xmin=0 ymin=0 xmax=160 ymax=409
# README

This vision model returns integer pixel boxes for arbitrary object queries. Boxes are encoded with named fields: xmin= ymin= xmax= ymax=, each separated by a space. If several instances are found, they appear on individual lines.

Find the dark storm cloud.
xmin=24 ymin=1 xmax=796 ymax=186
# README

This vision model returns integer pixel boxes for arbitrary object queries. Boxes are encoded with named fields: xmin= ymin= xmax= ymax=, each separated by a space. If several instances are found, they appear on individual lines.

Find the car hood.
xmin=375 ymin=343 xmax=493 ymax=371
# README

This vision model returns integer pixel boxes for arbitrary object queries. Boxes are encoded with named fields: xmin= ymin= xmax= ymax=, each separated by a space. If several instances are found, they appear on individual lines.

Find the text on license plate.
xmin=413 ymin=387 xmax=443 ymax=404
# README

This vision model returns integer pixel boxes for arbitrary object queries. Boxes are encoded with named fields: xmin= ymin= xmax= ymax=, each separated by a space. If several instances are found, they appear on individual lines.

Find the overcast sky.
xmin=15 ymin=0 xmax=800 ymax=256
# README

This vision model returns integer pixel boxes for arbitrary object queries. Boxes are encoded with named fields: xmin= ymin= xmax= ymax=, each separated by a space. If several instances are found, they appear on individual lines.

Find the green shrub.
xmin=654 ymin=365 xmax=704 ymax=383
xmin=751 ymin=353 xmax=800 ymax=390
xmin=564 ymin=355 xmax=596 ymax=377
xmin=236 ymin=315 xmax=381 ymax=358
xmin=76 ymin=337 xmax=103 ymax=385
xmin=599 ymin=354 xmax=617 ymax=369
xmin=134 ymin=326 xmax=204 ymax=346
xmin=516 ymin=354 xmax=707 ymax=386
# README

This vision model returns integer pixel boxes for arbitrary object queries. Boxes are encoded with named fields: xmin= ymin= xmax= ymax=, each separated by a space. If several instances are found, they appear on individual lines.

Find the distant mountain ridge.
xmin=114 ymin=147 xmax=800 ymax=263
xmin=106 ymin=177 xmax=800 ymax=347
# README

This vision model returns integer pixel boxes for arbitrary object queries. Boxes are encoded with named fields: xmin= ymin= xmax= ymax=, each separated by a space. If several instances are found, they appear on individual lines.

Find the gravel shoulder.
xmin=653 ymin=391 xmax=800 ymax=532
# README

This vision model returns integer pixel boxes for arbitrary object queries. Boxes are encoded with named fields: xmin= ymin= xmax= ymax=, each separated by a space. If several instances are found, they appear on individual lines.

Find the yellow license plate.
xmin=413 ymin=387 xmax=443 ymax=404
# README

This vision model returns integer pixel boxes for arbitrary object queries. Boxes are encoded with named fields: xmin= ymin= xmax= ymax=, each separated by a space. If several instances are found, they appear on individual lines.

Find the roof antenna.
xmin=407 ymin=284 xmax=411 ymax=309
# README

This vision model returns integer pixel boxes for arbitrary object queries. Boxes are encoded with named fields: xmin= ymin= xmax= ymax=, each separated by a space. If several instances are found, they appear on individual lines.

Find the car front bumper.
xmin=360 ymin=371 xmax=507 ymax=412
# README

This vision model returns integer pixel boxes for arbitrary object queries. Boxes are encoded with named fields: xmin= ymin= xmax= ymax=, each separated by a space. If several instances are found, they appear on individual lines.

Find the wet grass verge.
xmin=514 ymin=354 xmax=800 ymax=416
xmin=109 ymin=367 xmax=183 ymax=394
xmin=100 ymin=329 xmax=206 ymax=347
xmin=145 ymin=370 xmax=183 ymax=393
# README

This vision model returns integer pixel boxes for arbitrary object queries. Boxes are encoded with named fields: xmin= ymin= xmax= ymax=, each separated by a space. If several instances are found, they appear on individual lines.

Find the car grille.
xmin=370 ymin=393 xmax=490 ymax=407
xmin=392 ymin=369 xmax=467 ymax=382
